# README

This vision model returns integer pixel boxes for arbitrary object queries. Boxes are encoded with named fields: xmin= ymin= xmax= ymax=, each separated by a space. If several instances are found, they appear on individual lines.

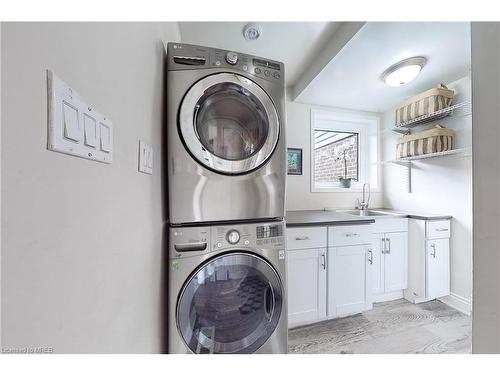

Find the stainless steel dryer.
xmin=166 ymin=42 xmax=286 ymax=225
xmin=168 ymin=220 xmax=287 ymax=354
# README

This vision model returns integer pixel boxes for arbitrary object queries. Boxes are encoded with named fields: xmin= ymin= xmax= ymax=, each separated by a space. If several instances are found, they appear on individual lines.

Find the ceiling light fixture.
xmin=243 ymin=23 xmax=262 ymax=41
xmin=381 ymin=57 xmax=427 ymax=87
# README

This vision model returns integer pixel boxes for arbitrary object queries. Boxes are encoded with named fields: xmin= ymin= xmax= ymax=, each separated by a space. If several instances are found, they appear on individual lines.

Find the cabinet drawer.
xmin=372 ymin=218 xmax=408 ymax=234
xmin=287 ymin=227 xmax=327 ymax=250
xmin=328 ymin=225 xmax=372 ymax=247
xmin=426 ymin=220 xmax=451 ymax=239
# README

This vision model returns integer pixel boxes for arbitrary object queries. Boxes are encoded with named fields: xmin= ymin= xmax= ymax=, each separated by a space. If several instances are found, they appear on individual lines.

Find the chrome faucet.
xmin=357 ymin=183 xmax=371 ymax=210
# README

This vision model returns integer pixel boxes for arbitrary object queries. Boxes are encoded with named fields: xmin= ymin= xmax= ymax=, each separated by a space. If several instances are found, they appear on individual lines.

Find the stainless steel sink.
xmin=337 ymin=209 xmax=395 ymax=217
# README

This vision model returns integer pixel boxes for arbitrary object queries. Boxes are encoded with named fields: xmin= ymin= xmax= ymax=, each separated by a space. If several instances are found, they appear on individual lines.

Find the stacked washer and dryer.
xmin=166 ymin=42 xmax=288 ymax=354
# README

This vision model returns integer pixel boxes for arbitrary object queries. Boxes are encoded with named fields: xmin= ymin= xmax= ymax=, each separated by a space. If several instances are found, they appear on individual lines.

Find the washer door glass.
xmin=179 ymin=73 xmax=280 ymax=174
xmin=176 ymin=253 xmax=283 ymax=354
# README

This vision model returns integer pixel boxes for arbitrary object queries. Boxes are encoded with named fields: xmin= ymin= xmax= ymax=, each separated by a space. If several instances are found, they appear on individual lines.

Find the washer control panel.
xmin=213 ymin=225 xmax=251 ymax=250
xmin=256 ymin=223 xmax=284 ymax=246
xmin=170 ymin=226 xmax=211 ymax=258
xmin=212 ymin=222 xmax=284 ymax=250
xmin=169 ymin=221 xmax=285 ymax=259
xmin=167 ymin=42 xmax=284 ymax=85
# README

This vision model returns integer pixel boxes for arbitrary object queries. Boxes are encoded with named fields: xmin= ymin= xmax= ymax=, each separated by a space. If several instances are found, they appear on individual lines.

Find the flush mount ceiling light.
xmin=381 ymin=57 xmax=427 ymax=87
xmin=243 ymin=23 xmax=262 ymax=41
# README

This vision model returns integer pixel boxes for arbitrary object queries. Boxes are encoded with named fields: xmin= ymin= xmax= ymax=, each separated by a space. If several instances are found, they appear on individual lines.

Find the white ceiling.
xmin=178 ymin=22 xmax=341 ymax=86
xmin=296 ymin=22 xmax=471 ymax=113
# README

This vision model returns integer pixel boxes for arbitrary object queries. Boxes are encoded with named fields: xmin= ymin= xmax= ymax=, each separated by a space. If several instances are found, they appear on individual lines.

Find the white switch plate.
xmin=138 ymin=140 xmax=153 ymax=175
xmin=47 ymin=70 xmax=113 ymax=164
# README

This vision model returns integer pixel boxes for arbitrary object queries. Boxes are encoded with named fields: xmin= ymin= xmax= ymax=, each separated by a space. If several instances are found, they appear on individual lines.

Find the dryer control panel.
xmin=167 ymin=42 xmax=284 ymax=86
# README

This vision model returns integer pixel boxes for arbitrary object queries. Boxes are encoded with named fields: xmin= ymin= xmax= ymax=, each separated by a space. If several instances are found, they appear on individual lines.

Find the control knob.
xmin=226 ymin=229 xmax=240 ymax=244
xmin=226 ymin=51 xmax=238 ymax=65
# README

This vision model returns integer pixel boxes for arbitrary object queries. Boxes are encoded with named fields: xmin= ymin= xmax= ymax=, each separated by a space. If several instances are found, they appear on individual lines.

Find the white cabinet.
xmin=383 ymin=232 xmax=408 ymax=292
xmin=287 ymin=227 xmax=327 ymax=327
xmin=287 ymin=248 xmax=327 ymax=326
xmin=327 ymin=225 xmax=372 ymax=318
xmin=426 ymin=238 xmax=450 ymax=300
xmin=328 ymin=244 xmax=370 ymax=317
xmin=370 ymin=219 xmax=408 ymax=302
xmin=405 ymin=219 xmax=451 ymax=303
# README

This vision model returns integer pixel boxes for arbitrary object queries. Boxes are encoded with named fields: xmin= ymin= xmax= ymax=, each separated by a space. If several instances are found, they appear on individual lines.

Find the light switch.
xmin=139 ymin=140 xmax=153 ymax=175
xmin=62 ymin=102 xmax=80 ymax=142
xmin=84 ymin=114 xmax=97 ymax=147
xmin=47 ymin=70 xmax=113 ymax=164
xmin=99 ymin=123 xmax=111 ymax=153
xmin=146 ymin=149 xmax=153 ymax=168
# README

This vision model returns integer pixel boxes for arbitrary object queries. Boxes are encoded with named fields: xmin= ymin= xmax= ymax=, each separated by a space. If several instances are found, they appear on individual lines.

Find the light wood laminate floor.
xmin=288 ymin=299 xmax=471 ymax=354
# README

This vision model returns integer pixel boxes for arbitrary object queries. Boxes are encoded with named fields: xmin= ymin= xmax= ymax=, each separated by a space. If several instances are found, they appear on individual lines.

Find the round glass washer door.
xmin=176 ymin=252 xmax=283 ymax=354
xmin=179 ymin=73 xmax=280 ymax=175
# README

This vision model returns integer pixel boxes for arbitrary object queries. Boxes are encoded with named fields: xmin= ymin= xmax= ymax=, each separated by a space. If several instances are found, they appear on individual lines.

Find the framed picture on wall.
xmin=287 ymin=148 xmax=303 ymax=175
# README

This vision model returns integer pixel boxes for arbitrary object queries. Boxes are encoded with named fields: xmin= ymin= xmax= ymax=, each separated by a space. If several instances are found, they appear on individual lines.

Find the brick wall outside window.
xmin=314 ymin=134 xmax=358 ymax=182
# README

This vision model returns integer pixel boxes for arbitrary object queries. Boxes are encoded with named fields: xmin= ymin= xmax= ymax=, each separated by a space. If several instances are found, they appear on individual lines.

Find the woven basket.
xmin=396 ymin=125 xmax=454 ymax=159
xmin=395 ymin=84 xmax=454 ymax=126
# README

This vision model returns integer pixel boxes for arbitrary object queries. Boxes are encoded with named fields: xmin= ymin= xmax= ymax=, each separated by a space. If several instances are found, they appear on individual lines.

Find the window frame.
xmin=310 ymin=109 xmax=381 ymax=193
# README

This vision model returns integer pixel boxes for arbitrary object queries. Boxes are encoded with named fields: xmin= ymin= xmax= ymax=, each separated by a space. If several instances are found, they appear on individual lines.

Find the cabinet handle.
xmin=367 ymin=249 xmax=373 ymax=265
xmin=345 ymin=233 xmax=360 ymax=237
xmin=295 ymin=236 xmax=310 ymax=241
xmin=321 ymin=253 xmax=326 ymax=270
xmin=386 ymin=237 xmax=391 ymax=254
xmin=430 ymin=243 xmax=436 ymax=258
xmin=381 ymin=238 xmax=386 ymax=254
xmin=436 ymin=228 xmax=449 ymax=232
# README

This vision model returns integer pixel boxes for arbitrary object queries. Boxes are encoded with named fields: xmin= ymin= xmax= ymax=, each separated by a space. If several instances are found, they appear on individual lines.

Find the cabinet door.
xmin=287 ymin=247 xmax=327 ymax=326
xmin=328 ymin=245 xmax=367 ymax=317
xmin=370 ymin=235 xmax=385 ymax=296
xmin=384 ymin=232 xmax=408 ymax=292
xmin=427 ymin=238 xmax=450 ymax=300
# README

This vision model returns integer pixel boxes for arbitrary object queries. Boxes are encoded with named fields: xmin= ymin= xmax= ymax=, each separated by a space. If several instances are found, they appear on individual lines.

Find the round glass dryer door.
xmin=176 ymin=252 xmax=283 ymax=354
xmin=179 ymin=73 xmax=280 ymax=174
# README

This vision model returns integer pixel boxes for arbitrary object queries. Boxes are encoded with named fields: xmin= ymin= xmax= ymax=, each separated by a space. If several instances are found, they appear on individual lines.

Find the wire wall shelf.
xmin=391 ymin=101 xmax=471 ymax=134
xmin=378 ymin=148 xmax=471 ymax=193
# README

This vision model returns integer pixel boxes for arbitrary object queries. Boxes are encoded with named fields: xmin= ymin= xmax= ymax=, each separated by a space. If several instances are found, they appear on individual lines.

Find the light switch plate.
xmin=138 ymin=140 xmax=153 ymax=175
xmin=47 ymin=70 xmax=113 ymax=164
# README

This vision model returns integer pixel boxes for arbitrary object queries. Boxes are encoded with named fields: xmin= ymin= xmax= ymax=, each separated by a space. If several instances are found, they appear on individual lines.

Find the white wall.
xmin=0 ymin=22 xmax=3 ymax=343
xmin=286 ymin=98 xmax=383 ymax=211
xmin=381 ymin=76 xmax=473 ymax=313
xmin=1 ymin=22 xmax=180 ymax=353
xmin=471 ymin=22 xmax=500 ymax=353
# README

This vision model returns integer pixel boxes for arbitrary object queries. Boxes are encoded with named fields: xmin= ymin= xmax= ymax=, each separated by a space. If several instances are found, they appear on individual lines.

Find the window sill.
xmin=311 ymin=187 xmax=381 ymax=193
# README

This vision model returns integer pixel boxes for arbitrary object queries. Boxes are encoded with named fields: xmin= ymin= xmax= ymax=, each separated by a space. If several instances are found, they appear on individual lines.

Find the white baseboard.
xmin=373 ymin=290 xmax=404 ymax=303
xmin=439 ymin=293 xmax=472 ymax=315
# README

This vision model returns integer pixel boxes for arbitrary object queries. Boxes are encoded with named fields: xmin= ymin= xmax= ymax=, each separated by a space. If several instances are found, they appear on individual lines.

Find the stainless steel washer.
xmin=166 ymin=43 xmax=287 ymax=225
xmin=168 ymin=220 xmax=287 ymax=354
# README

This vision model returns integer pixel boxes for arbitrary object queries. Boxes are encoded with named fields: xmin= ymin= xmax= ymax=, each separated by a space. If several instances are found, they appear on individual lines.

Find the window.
xmin=311 ymin=109 xmax=380 ymax=192
xmin=314 ymin=130 xmax=359 ymax=183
